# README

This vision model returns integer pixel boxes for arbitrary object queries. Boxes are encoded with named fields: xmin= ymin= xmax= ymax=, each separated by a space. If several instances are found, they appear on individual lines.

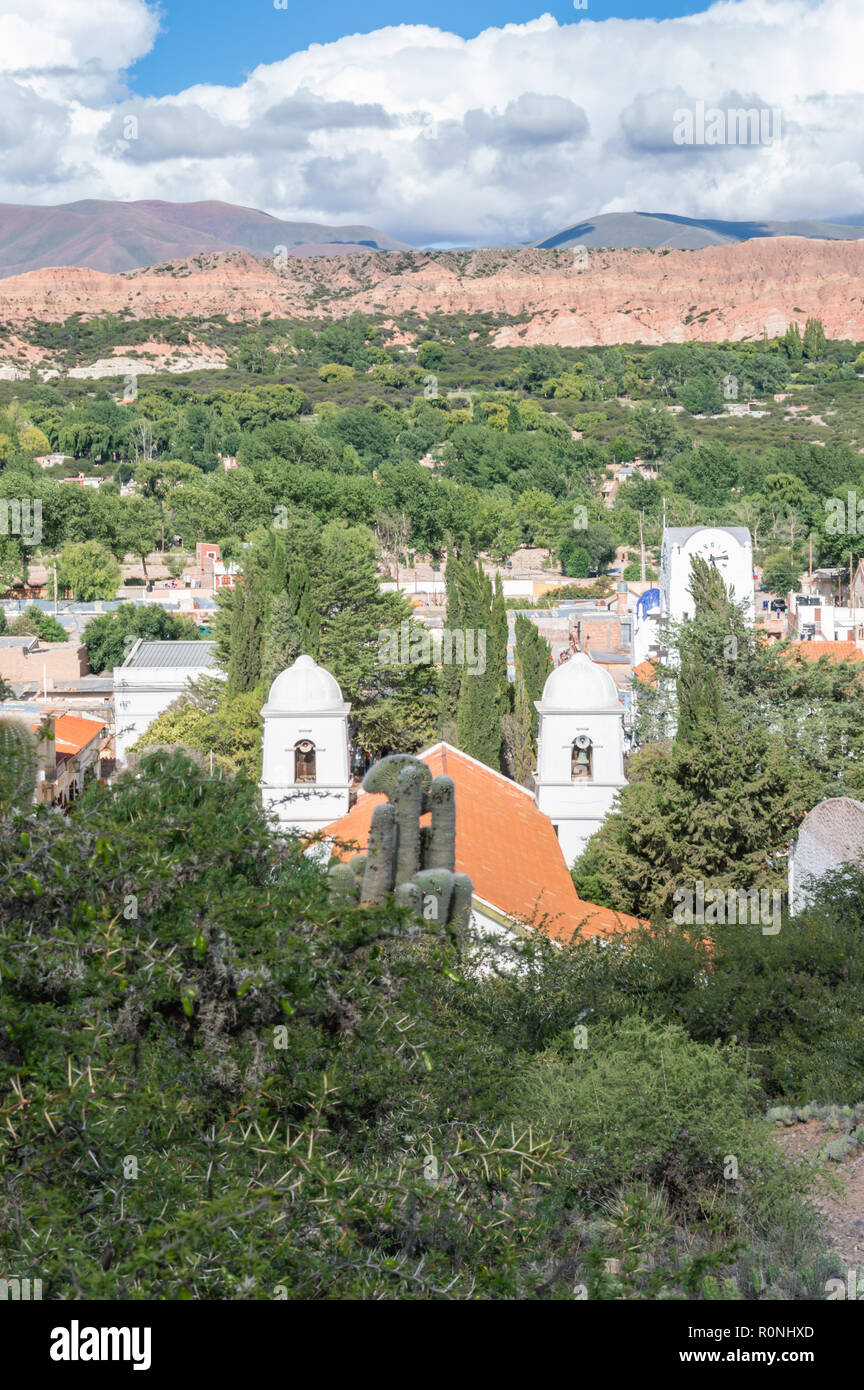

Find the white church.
xmin=260 ymin=650 xmax=627 ymax=876
xmin=533 ymin=652 xmax=628 ymax=865
xmin=660 ymin=525 xmax=754 ymax=624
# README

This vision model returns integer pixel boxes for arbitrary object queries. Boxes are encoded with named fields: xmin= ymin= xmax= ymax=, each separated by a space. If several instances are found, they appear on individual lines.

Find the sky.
xmin=0 ymin=0 xmax=862 ymax=245
xmin=130 ymin=2 xmax=706 ymax=98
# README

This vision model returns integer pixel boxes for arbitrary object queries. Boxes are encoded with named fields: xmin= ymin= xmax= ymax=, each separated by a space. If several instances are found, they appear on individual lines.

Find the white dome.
xmin=265 ymin=655 xmax=346 ymax=712
xmin=539 ymin=652 xmax=621 ymax=711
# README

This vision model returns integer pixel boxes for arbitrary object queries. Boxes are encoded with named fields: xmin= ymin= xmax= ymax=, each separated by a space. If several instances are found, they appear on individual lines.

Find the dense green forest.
xmin=4 ymin=314 xmax=864 ymax=1300
xmin=2 ymin=743 xmax=861 ymax=1299
xmin=2 ymin=315 xmax=864 ymax=601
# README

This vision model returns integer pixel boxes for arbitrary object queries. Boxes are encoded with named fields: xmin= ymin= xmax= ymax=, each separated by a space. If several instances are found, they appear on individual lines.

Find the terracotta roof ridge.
xmin=416 ymin=741 xmax=536 ymax=799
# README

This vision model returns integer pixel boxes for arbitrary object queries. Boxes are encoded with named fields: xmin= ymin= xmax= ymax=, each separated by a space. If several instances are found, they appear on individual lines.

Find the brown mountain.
xmin=1 ymin=238 xmax=863 ymax=349
xmin=0 ymin=200 xmax=412 ymax=278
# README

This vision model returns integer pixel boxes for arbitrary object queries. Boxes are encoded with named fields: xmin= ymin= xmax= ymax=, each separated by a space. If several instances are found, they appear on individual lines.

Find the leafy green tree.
xmin=509 ymin=615 xmax=551 ymax=786
xmin=558 ymin=536 xmax=590 ymax=577
xmin=7 ymin=607 xmax=68 ymax=643
xmin=514 ymin=487 xmax=565 ymax=548
xmin=783 ymin=322 xmax=803 ymax=361
xmin=113 ymin=495 xmax=162 ymax=575
xmin=631 ymin=404 xmax=688 ymax=459
xmin=417 ymin=341 xmax=445 ymax=369
xmin=802 ymin=317 xmax=827 ymax=361
xmin=678 ymin=374 xmax=723 ymax=416
xmin=761 ymin=550 xmax=799 ymax=597
xmin=574 ymin=562 xmax=811 ymax=917
xmin=132 ymin=681 xmax=262 ymax=775
xmin=82 ymin=604 xmax=198 ymax=674
xmin=55 ymin=541 xmax=122 ymax=601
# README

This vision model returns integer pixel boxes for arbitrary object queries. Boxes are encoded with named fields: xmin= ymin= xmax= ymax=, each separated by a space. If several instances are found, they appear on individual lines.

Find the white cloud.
xmin=0 ymin=0 xmax=863 ymax=243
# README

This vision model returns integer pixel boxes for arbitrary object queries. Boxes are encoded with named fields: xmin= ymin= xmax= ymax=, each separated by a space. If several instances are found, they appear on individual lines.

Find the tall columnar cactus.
xmin=362 ymin=753 xmax=431 ymax=802
xmin=0 ymin=716 xmax=39 ymax=812
xmin=394 ymin=763 xmax=425 ymax=883
xmin=413 ymin=868 xmax=455 ymax=926
xmin=359 ymin=802 xmax=398 ymax=903
xmin=329 ymin=753 xmax=472 ymax=931
xmin=423 ymin=776 xmax=456 ymax=871
xmin=449 ymin=873 xmax=474 ymax=932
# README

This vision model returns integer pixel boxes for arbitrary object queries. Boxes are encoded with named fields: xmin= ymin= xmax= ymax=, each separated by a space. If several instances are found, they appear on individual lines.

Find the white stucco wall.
xmin=113 ymin=664 xmax=224 ymax=764
xmin=260 ymin=708 xmax=351 ymax=832
xmin=534 ymin=707 xmax=627 ymax=866
xmin=661 ymin=527 xmax=754 ymax=625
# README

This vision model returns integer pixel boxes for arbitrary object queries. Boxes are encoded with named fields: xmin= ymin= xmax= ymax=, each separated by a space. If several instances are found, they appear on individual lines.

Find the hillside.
xmin=0 ymin=199 xmax=412 ymax=278
xmin=2 ymin=238 xmax=864 ymax=358
xmin=533 ymin=211 xmax=864 ymax=251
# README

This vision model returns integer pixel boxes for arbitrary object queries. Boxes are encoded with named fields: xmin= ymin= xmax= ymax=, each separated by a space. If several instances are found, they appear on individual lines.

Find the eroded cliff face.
xmin=0 ymin=238 xmax=860 ymax=351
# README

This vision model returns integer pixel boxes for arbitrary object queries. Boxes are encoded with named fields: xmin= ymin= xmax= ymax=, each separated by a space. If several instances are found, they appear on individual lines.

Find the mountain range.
xmin=0 ymin=200 xmax=412 ymax=278
xmin=531 ymin=211 xmax=864 ymax=251
xmin=2 ymin=201 xmax=864 ymax=279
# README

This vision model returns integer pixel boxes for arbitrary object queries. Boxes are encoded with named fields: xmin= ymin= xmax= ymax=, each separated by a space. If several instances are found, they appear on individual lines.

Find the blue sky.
xmin=1 ymin=0 xmax=855 ymax=243
xmin=131 ymin=1 xmax=706 ymax=96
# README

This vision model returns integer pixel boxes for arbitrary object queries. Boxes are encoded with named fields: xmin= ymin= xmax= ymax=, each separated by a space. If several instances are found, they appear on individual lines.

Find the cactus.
xmin=395 ymin=882 xmax=423 ymax=914
xmin=413 ymin=868 xmax=455 ymax=925
xmin=328 ymin=862 xmax=360 ymax=902
xmin=423 ymin=776 xmax=456 ymax=871
xmin=395 ymin=763 xmax=425 ymax=883
xmin=449 ymin=873 xmax=473 ymax=932
xmin=363 ymin=754 xmax=431 ymax=801
xmin=360 ymin=802 xmax=398 ymax=903
xmin=0 ymin=716 xmax=39 ymax=811
xmin=328 ymin=753 xmax=471 ymax=929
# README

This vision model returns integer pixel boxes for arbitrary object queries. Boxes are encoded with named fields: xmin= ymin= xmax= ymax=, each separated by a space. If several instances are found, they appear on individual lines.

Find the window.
xmin=294 ymin=739 xmax=316 ymax=783
xmin=571 ymin=736 xmax=593 ymax=781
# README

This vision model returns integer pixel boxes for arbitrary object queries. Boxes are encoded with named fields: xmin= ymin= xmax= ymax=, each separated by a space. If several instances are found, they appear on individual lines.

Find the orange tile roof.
xmin=633 ymin=659 xmax=657 ymax=684
xmin=53 ymin=713 xmax=105 ymax=755
xmin=786 ymin=641 xmax=864 ymax=664
xmin=323 ymin=743 xmax=639 ymax=943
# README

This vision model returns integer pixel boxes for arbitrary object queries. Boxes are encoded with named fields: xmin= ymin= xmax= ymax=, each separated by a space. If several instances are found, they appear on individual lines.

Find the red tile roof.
xmin=786 ymin=641 xmax=864 ymax=664
xmin=632 ymin=659 xmax=658 ymax=685
xmin=324 ymin=743 xmax=638 ymax=943
xmin=53 ymin=714 xmax=105 ymax=755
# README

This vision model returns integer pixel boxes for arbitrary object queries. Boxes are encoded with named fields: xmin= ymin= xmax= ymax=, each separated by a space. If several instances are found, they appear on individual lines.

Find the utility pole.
xmin=53 ymin=561 xmax=58 ymax=618
xmin=639 ymin=510 xmax=646 ymax=583
xmin=808 ymin=534 xmax=813 ymax=593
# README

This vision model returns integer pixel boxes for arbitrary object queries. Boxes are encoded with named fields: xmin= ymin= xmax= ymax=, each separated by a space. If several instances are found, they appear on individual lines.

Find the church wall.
xmin=661 ymin=528 xmax=754 ymax=625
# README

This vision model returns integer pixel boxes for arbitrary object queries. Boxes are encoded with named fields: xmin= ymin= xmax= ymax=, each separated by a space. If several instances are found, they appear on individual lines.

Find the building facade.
xmin=660 ymin=525 xmax=754 ymax=625
xmin=113 ymin=639 xmax=221 ymax=764
xmin=260 ymin=654 xmax=352 ymax=833
xmin=533 ymin=651 xmax=627 ymax=867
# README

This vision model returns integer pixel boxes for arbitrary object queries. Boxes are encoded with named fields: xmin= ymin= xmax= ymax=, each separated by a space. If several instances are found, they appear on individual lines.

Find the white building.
xmin=113 ymin=639 xmax=221 ymax=764
xmin=788 ymin=796 xmax=864 ymax=914
xmin=260 ymin=654 xmax=352 ymax=833
xmin=533 ymin=652 xmax=627 ymax=867
xmin=660 ymin=526 xmax=754 ymax=625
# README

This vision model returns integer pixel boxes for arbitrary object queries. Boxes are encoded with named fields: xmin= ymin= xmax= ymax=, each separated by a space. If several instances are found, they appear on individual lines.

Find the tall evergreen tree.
xmin=511 ymin=614 xmax=551 ymax=786
xmin=455 ymin=561 xmax=507 ymax=771
xmin=441 ymin=548 xmax=465 ymax=739
xmin=226 ymin=567 xmax=268 ymax=696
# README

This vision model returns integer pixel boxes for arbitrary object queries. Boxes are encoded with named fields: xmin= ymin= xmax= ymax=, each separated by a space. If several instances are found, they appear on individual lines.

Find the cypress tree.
xmin=455 ymin=561 xmax=506 ymax=771
xmin=441 ymin=549 xmax=464 ymax=738
xmin=227 ymin=568 xmax=267 ymax=696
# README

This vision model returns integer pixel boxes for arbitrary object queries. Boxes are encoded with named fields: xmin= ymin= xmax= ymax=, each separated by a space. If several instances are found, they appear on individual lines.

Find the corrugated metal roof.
xmin=124 ymin=640 xmax=218 ymax=669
